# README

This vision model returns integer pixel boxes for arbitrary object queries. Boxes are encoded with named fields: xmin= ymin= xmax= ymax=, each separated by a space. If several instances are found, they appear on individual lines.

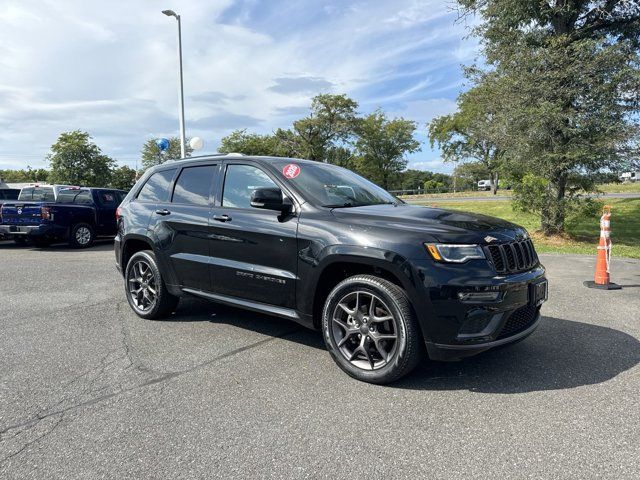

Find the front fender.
xmin=296 ymin=244 xmax=423 ymax=325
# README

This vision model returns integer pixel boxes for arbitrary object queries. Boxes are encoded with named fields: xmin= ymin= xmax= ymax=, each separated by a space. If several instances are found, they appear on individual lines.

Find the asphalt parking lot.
xmin=1 ymin=241 xmax=639 ymax=479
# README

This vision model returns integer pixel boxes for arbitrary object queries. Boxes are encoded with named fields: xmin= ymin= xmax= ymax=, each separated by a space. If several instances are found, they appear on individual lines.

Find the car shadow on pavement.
xmin=0 ymin=239 xmax=114 ymax=252
xmin=394 ymin=315 xmax=640 ymax=393
xmin=166 ymin=301 xmax=639 ymax=393
xmin=165 ymin=297 xmax=326 ymax=352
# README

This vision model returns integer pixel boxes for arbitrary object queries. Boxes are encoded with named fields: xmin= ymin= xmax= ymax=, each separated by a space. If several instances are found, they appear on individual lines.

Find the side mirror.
xmin=250 ymin=187 xmax=291 ymax=213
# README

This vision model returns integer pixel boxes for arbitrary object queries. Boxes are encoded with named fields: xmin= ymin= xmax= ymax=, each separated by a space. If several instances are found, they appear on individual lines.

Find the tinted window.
xmin=137 ymin=169 xmax=176 ymax=203
xmin=98 ymin=191 xmax=117 ymax=206
xmin=172 ymin=165 xmax=217 ymax=206
xmin=0 ymin=189 xmax=19 ymax=200
xmin=18 ymin=187 xmax=55 ymax=202
xmin=222 ymin=165 xmax=277 ymax=209
xmin=56 ymin=189 xmax=93 ymax=204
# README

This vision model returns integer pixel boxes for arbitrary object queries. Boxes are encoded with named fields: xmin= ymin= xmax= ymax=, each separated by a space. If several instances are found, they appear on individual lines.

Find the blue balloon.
xmin=156 ymin=138 xmax=170 ymax=152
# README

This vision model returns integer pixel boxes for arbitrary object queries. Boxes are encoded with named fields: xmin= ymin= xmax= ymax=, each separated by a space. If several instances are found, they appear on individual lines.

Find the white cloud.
xmin=0 ymin=0 xmax=474 ymax=169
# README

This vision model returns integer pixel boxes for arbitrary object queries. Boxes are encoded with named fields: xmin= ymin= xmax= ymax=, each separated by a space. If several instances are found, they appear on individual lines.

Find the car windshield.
xmin=272 ymin=161 xmax=398 ymax=208
xmin=18 ymin=187 xmax=55 ymax=202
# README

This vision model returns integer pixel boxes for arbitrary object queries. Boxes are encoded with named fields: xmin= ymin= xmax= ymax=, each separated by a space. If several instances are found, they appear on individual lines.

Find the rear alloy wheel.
xmin=322 ymin=275 xmax=422 ymax=384
xmin=124 ymin=250 xmax=179 ymax=319
xmin=69 ymin=223 xmax=95 ymax=248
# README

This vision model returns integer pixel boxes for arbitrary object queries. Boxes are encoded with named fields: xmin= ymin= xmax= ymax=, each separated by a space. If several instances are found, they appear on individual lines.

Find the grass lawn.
xmin=597 ymin=182 xmax=640 ymax=193
xmin=414 ymin=198 xmax=640 ymax=259
xmin=399 ymin=182 xmax=640 ymax=201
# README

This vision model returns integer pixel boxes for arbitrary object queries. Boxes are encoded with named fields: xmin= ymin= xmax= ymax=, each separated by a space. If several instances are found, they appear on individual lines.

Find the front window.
xmin=273 ymin=161 xmax=397 ymax=208
xmin=222 ymin=164 xmax=278 ymax=209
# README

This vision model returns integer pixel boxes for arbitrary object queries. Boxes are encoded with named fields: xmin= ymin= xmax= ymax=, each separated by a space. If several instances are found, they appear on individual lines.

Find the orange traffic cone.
xmin=584 ymin=205 xmax=621 ymax=290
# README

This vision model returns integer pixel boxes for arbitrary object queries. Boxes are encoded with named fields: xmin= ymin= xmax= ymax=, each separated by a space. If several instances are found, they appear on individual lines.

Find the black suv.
xmin=115 ymin=155 xmax=547 ymax=384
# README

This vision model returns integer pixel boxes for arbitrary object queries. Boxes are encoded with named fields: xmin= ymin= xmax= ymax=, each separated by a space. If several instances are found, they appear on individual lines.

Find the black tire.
xmin=13 ymin=237 xmax=28 ymax=246
xmin=124 ymin=250 xmax=179 ymax=319
xmin=322 ymin=275 xmax=422 ymax=384
xmin=69 ymin=223 xmax=95 ymax=248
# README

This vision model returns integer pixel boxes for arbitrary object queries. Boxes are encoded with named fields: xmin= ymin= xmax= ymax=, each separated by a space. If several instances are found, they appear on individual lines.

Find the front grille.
xmin=485 ymin=239 xmax=538 ymax=274
xmin=497 ymin=305 xmax=539 ymax=339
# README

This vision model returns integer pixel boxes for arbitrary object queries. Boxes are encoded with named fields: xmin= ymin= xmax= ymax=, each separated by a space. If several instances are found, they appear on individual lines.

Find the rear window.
xmin=137 ymin=169 xmax=177 ymax=203
xmin=56 ymin=189 xmax=93 ymax=204
xmin=172 ymin=165 xmax=217 ymax=206
xmin=18 ymin=187 xmax=55 ymax=202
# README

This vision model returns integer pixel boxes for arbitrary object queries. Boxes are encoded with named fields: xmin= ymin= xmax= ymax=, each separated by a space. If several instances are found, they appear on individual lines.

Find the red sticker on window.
xmin=282 ymin=163 xmax=301 ymax=179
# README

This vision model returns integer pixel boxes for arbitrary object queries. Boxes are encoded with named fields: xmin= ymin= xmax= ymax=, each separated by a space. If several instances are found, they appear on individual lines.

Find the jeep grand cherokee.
xmin=115 ymin=155 xmax=547 ymax=384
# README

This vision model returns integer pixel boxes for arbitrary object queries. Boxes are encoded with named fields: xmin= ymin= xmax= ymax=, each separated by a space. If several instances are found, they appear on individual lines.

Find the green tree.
xmin=458 ymin=0 xmax=640 ymax=234
xmin=452 ymin=161 xmax=491 ymax=191
xmin=47 ymin=131 xmax=115 ymax=187
xmin=429 ymin=81 xmax=505 ymax=194
xmin=0 ymin=167 xmax=49 ymax=183
xmin=354 ymin=111 xmax=421 ymax=189
xmin=293 ymin=94 xmax=359 ymax=161
xmin=218 ymin=129 xmax=300 ymax=157
xmin=141 ymin=137 xmax=192 ymax=170
xmin=110 ymin=165 xmax=138 ymax=191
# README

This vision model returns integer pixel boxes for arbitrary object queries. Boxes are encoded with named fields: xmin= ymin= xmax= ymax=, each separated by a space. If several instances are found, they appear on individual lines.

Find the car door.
xmin=145 ymin=163 xmax=220 ymax=292
xmin=208 ymin=161 xmax=298 ymax=309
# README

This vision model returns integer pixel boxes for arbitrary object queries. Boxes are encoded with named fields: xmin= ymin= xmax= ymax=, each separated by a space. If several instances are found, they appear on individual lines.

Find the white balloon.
xmin=189 ymin=136 xmax=204 ymax=150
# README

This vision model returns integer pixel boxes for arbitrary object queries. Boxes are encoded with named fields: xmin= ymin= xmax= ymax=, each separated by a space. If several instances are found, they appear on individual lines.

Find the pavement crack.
xmin=0 ymin=328 xmax=301 ymax=442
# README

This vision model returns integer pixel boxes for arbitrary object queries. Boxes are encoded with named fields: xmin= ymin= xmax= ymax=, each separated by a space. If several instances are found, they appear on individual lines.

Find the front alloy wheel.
xmin=322 ymin=275 xmax=422 ymax=384
xmin=331 ymin=291 xmax=398 ymax=370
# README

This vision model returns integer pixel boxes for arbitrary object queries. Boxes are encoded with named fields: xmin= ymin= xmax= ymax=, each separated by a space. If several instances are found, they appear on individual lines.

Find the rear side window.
xmin=222 ymin=164 xmax=277 ymax=209
xmin=137 ymin=169 xmax=176 ymax=203
xmin=18 ymin=187 xmax=55 ymax=202
xmin=56 ymin=189 xmax=92 ymax=204
xmin=172 ymin=165 xmax=217 ymax=206
xmin=98 ymin=192 xmax=116 ymax=206
xmin=0 ymin=190 xmax=19 ymax=200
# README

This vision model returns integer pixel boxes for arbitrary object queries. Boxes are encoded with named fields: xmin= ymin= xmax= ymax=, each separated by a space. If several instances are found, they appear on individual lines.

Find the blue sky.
xmin=0 ymin=0 xmax=478 ymax=172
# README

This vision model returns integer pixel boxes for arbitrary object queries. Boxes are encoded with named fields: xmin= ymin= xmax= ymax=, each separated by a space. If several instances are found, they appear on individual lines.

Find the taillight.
xmin=116 ymin=206 xmax=122 ymax=220
xmin=41 ymin=206 xmax=52 ymax=220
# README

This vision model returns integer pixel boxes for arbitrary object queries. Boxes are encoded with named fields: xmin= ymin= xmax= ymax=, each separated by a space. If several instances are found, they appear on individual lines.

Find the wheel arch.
xmin=121 ymin=235 xmax=155 ymax=276
xmin=306 ymin=246 xmax=421 ymax=330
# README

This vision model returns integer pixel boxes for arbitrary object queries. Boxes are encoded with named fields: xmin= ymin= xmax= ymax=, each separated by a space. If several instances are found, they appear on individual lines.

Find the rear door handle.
xmin=155 ymin=209 xmax=171 ymax=216
xmin=213 ymin=214 xmax=232 ymax=222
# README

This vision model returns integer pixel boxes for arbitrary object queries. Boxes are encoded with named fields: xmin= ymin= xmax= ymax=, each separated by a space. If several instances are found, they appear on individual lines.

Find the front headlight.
xmin=425 ymin=243 xmax=486 ymax=263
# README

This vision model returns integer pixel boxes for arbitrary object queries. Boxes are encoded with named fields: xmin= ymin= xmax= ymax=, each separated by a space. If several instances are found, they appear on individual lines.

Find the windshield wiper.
xmin=323 ymin=202 xmax=355 ymax=208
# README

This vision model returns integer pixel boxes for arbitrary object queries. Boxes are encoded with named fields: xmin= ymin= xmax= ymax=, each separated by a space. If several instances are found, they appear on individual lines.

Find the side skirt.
xmin=181 ymin=287 xmax=314 ymax=329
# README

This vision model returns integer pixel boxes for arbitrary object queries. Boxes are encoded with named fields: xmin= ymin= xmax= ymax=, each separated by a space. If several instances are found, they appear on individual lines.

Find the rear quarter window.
xmin=137 ymin=169 xmax=177 ymax=203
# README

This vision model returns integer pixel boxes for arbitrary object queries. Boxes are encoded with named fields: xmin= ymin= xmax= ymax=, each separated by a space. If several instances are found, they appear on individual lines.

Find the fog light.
xmin=457 ymin=291 xmax=501 ymax=303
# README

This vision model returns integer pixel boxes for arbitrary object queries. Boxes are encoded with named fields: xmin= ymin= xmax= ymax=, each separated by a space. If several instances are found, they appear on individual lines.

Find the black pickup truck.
xmin=0 ymin=187 xmax=126 ymax=247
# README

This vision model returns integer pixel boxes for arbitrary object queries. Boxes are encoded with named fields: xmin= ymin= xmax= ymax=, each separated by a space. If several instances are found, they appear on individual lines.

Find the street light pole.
xmin=162 ymin=10 xmax=186 ymax=158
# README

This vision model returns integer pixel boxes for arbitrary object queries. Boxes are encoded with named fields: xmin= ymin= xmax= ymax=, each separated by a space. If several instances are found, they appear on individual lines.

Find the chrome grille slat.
xmin=485 ymin=239 xmax=538 ymax=274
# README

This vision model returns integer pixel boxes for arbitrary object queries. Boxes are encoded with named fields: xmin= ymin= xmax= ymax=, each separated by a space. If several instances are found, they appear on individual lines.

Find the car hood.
xmin=330 ymin=203 xmax=528 ymax=244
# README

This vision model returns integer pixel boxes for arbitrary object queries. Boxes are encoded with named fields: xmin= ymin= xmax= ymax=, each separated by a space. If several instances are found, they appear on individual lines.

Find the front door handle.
xmin=155 ymin=209 xmax=171 ymax=216
xmin=213 ymin=214 xmax=232 ymax=222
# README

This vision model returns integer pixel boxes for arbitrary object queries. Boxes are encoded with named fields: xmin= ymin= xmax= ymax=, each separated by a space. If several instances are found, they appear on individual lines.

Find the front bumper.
xmin=406 ymin=258 xmax=547 ymax=361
